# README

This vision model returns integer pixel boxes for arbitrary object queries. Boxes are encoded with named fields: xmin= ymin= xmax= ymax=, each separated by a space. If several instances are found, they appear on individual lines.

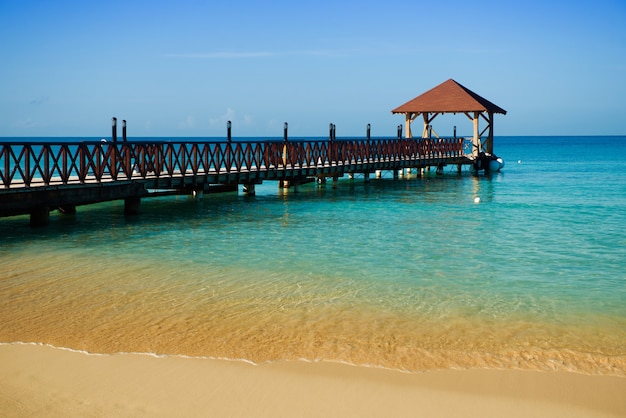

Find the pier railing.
xmin=1 ymin=137 xmax=467 ymax=189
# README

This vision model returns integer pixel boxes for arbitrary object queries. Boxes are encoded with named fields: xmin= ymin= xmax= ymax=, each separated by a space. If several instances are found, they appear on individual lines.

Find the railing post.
xmin=23 ymin=145 xmax=31 ymax=187
xmin=112 ymin=117 xmax=117 ymax=143
xmin=43 ymin=144 xmax=50 ymax=185
xmin=2 ymin=145 xmax=9 ymax=187
xmin=226 ymin=121 xmax=232 ymax=172
xmin=110 ymin=141 xmax=118 ymax=180
xmin=61 ymin=145 xmax=69 ymax=183
xmin=226 ymin=141 xmax=232 ymax=173
xmin=122 ymin=119 xmax=127 ymax=142
xmin=282 ymin=123 xmax=289 ymax=167
xmin=329 ymin=123 xmax=334 ymax=165
xmin=397 ymin=124 xmax=402 ymax=139
xmin=366 ymin=124 xmax=372 ymax=163
xmin=79 ymin=143 xmax=86 ymax=183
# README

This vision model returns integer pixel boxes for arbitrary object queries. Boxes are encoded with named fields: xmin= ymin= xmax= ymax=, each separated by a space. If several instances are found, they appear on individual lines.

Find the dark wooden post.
xmin=282 ymin=122 xmax=288 ymax=169
xmin=23 ymin=145 xmax=31 ymax=186
xmin=30 ymin=206 xmax=49 ymax=227
xmin=124 ymin=196 xmax=141 ymax=215
xmin=329 ymin=123 xmax=336 ymax=165
xmin=226 ymin=121 xmax=232 ymax=172
xmin=366 ymin=123 xmax=371 ymax=164
xmin=122 ymin=119 xmax=127 ymax=142
xmin=397 ymin=124 xmax=402 ymax=139
xmin=112 ymin=117 xmax=117 ymax=143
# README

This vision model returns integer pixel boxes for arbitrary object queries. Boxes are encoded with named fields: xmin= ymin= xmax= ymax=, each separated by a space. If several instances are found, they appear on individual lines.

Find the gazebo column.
xmin=422 ymin=113 xmax=429 ymax=138
xmin=403 ymin=112 xmax=421 ymax=139
xmin=472 ymin=111 xmax=480 ymax=157
xmin=485 ymin=111 xmax=494 ymax=154
xmin=405 ymin=113 xmax=412 ymax=139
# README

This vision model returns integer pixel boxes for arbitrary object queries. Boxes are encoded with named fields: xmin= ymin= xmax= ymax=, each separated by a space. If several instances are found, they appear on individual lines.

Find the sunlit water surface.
xmin=1 ymin=136 xmax=625 ymax=375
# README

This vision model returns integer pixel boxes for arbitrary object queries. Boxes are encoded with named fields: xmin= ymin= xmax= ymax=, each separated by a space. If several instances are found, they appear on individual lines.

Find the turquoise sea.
xmin=1 ymin=136 xmax=625 ymax=375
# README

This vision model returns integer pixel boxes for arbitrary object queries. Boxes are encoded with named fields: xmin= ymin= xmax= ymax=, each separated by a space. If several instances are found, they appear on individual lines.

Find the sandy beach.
xmin=1 ymin=343 xmax=624 ymax=417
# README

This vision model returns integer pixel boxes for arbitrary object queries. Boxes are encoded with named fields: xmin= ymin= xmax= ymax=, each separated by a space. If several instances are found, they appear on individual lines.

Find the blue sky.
xmin=1 ymin=0 xmax=624 ymax=137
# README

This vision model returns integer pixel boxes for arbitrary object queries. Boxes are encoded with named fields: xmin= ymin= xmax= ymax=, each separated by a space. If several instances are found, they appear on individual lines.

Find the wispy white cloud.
xmin=178 ymin=115 xmax=196 ymax=130
xmin=209 ymin=108 xmax=236 ymax=128
xmin=29 ymin=96 xmax=49 ymax=106
xmin=207 ymin=108 xmax=254 ymax=131
xmin=13 ymin=118 xmax=40 ymax=128
xmin=164 ymin=48 xmax=368 ymax=59
xmin=165 ymin=52 xmax=275 ymax=59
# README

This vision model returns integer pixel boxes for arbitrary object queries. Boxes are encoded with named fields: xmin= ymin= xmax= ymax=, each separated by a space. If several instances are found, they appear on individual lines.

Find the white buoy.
xmin=474 ymin=197 xmax=481 ymax=204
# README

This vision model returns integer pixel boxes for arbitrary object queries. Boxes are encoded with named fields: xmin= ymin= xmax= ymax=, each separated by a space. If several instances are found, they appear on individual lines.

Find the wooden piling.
xmin=30 ymin=206 xmax=49 ymax=227
xmin=243 ymin=184 xmax=256 ymax=195
xmin=192 ymin=189 xmax=204 ymax=200
xmin=58 ymin=205 xmax=76 ymax=214
xmin=124 ymin=196 xmax=141 ymax=215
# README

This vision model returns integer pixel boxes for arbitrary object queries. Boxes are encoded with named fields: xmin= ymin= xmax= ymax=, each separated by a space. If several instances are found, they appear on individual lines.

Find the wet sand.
xmin=1 ymin=343 xmax=625 ymax=417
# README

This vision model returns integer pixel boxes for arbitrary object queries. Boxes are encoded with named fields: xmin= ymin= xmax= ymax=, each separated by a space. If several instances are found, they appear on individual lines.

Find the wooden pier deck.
xmin=1 ymin=136 xmax=472 ymax=225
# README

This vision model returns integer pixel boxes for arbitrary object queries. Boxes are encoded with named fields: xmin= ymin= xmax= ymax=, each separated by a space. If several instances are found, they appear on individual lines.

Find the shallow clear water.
xmin=1 ymin=136 xmax=625 ymax=375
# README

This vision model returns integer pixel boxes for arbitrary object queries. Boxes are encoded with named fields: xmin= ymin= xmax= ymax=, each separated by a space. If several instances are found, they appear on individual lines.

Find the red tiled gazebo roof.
xmin=391 ymin=79 xmax=506 ymax=115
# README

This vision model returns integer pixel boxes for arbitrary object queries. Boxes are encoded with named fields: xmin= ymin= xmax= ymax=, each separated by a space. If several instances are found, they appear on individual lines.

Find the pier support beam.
xmin=124 ymin=196 xmax=141 ymax=215
xmin=30 ymin=206 xmax=49 ymax=227
xmin=364 ymin=172 xmax=370 ymax=183
xmin=58 ymin=204 xmax=76 ymax=215
xmin=192 ymin=189 xmax=204 ymax=200
xmin=243 ymin=184 xmax=256 ymax=196
xmin=279 ymin=180 xmax=299 ymax=192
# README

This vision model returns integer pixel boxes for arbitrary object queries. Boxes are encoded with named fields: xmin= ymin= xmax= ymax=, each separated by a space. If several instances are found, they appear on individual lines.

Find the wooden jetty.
xmin=0 ymin=80 xmax=506 ymax=226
